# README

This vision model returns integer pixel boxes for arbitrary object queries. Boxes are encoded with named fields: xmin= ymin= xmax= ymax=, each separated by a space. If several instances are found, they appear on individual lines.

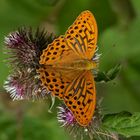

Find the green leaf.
xmin=102 ymin=112 xmax=140 ymax=137
xmin=95 ymin=64 xmax=121 ymax=82
xmin=106 ymin=64 xmax=121 ymax=80
xmin=94 ymin=71 xmax=109 ymax=82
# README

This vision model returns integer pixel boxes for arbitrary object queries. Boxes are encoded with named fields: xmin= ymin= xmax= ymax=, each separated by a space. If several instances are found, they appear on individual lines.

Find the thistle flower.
xmin=5 ymin=31 xmax=24 ymax=47
xmin=4 ymin=74 xmax=24 ymax=100
xmin=57 ymin=103 xmax=118 ymax=140
xmin=4 ymin=27 xmax=55 ymax=100
xmin=4 ymin=68 xmax=49 ymax=100
xmin=4 ymin=27 xmax=55 ymax=68
xmin=57 ymin=105 xmax=76 ymax=126
xmin=5 ymin=30 xmax=36 ymax=68
xmin=92 ymin=46 xmax=101 ymax=62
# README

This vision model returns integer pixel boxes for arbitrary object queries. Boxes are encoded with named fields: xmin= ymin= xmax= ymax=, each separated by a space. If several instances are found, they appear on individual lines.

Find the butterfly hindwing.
xmin=38 ymin=67 xmax=81 ymax=99
xmin=63 ymin=70 xmax=96 ymax=126
xmin=38 ymin=67 xmax=96 ymax=126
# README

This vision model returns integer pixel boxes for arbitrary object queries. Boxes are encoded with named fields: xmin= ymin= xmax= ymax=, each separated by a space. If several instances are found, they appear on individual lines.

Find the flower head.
xmin=5 ymin=29 xmax=35 ymax=68
xmin=57 ymin=105 xmax=76 ymax=126
xmin=4 ymin=27 xmax=55 ymax=100
xmin=4 ymin=27 xmax=55 ymax=68
xmin=4 ymin=68 xmax=48 ymax=100
xmin=92 ymin=46 xmax=101 ymax=62
xmin=5 ymin=31 xmax=24 ymax=47
xmin=57 ymin=103 xmax=117 ymax=140
xmin=4 ymin=74 xmax=24 ymax=100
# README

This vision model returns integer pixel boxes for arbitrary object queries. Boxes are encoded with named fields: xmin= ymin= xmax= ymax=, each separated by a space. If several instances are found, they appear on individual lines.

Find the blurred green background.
xmin=0 ymin=0 xmax=140 ymax=139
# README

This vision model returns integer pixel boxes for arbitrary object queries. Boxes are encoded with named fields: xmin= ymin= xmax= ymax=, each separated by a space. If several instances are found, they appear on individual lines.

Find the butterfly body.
xmin=42 ymin=59 xmax=97 ymax=70
xmin=39 ymin=10 xmax=98 ymax=126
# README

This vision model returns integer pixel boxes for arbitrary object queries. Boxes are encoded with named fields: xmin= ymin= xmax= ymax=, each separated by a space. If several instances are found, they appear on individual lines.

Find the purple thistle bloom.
xmin=4 ymin=29 xmax=38 ymax=68
xmin=4 ymin=75 xmax=24 ymax=100
xmin=4 ymin=68 xmax=49 ymax=100
xmin=57 ymin=105 xmax=76 ymax=126
xmin=92 ymin=46 xmax=101 ymax=66
xmin=57 ymin=104 xmax=118 ymax=140
xmin=4 ymin=27 xmax=55 ymax=100
xmin=5 ymin=31 xmax=24 ymax=48
xmin=4 ymin=27 xmax=55 ymax=68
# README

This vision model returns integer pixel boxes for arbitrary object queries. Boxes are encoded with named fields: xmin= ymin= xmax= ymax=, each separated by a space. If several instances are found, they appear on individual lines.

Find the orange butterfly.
xmin=38 ymin=10 xmax=98 ymax=126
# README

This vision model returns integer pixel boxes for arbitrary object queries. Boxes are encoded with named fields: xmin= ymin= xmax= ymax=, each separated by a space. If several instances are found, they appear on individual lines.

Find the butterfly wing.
xmin=38 ymin=66 xmax=81 ymax=99
xmin=39 ymin=35 xmax=82 ymax=66
xmin=38 ymin=67 xmax=96 ymax=126
xmin=39 ymin=10 xmax=98 ymax=66
xmin=65 ymin=10 xmax=98 ymax=59
xmin=63 ymin=70 xmax=96 ymax=126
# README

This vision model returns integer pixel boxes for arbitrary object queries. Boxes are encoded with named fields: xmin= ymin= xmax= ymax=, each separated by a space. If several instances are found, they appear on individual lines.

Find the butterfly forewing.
xmin=39 ymin=35 xmax=81 ymax=66
xmin=65 ymin=10 xmax=98 ymax=59
xmin=40 ymin=10 xmax=98 ymax=66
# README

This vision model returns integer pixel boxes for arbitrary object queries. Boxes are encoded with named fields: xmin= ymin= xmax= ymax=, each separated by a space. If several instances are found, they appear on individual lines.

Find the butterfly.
xmin=38 ymin=10 xmax=98 ymax=126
